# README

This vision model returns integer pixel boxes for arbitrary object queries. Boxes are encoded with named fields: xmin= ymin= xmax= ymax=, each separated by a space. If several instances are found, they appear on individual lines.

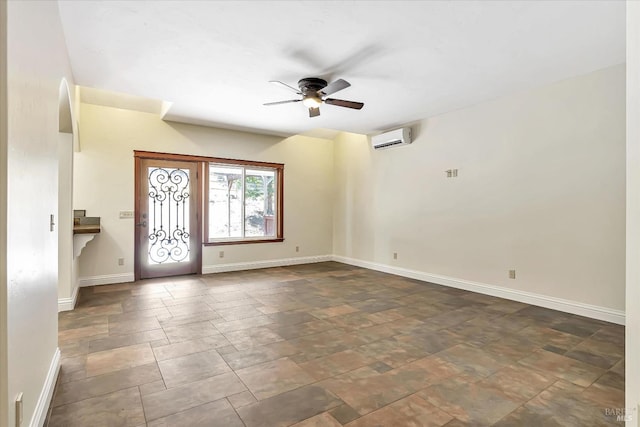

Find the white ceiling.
xmin=58 ymin=1 xmax=625 ymax=137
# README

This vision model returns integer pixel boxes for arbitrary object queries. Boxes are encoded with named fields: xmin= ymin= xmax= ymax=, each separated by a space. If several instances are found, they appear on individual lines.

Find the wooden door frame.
xmin=134 ymin=151 xmax=203 ymax=280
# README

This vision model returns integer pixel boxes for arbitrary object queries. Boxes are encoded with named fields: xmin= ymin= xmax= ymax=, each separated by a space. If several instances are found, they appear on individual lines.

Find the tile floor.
xmin=47 ymin=262 xmax=625 ymax=426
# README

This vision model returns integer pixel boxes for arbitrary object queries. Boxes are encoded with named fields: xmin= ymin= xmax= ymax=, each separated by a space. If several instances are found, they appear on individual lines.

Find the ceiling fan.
xmin=264 ymin=77 xmax=364 ymax=117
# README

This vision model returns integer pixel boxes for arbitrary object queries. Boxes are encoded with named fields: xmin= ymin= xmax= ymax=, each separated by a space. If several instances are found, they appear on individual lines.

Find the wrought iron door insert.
xmin=147 ymin=166 xmax=191 ymax=265
xmin=135 ymin=156 xmax=200 ymax=280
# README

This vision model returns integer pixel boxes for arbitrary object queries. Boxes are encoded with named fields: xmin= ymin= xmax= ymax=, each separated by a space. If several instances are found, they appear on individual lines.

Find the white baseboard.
xmin=30 ymin=348 xmax=60 ymax=427
xmin=203 ymin=255 xmax=332 ymax=274
xmin=78 ymin=273 xmax=135 ymax=287
xmin=332 ymin=255 xmax=625 ymax=325
xmin=74 ymin=257 xmax=624 ymax=324
xmin=57 ymin=284 xmax=79 ymax=312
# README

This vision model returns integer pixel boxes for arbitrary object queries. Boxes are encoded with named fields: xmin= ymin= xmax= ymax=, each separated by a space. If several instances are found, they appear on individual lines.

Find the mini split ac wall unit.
xmin=371 ymin=127 xmax=412 ymax=150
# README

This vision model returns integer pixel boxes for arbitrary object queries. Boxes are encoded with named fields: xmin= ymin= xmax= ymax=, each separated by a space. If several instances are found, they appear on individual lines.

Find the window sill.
xmin=204 ymin=238 xmax=284 ymax=246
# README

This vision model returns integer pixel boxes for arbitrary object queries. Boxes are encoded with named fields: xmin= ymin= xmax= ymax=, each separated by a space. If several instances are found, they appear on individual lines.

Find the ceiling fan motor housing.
xmin=298 ymin=77 xmax=327 ymax=96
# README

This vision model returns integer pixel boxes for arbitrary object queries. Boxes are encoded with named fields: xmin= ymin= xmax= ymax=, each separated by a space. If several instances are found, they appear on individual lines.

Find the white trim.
xmin=332 ymin=255 xmax=625 ymax=325
xmin=78 ymin=273 xmax=135 ymax=287
xmin=57 ymin=284 xmax=79 ymax=312
xmin=203 ymin=255 xmax=332 ymax=274
xmin=30 ymin=348 xmax=60 ymax=427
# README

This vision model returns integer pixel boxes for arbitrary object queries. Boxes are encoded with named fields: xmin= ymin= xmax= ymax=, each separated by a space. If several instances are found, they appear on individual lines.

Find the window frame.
xmin=204 ymin=158 xmax=284 ymax=246
xmin=133 ymin=151 xmax=284 ymax=247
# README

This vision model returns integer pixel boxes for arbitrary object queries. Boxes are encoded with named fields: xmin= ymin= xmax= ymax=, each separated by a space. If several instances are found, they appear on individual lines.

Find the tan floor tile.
xmin=434 ymin=344 xmax=510 ymax=377
xmin=58 ymin=314 xmax=109 ymax=331
xmin=162 ymin=320 xmax=220 ymax=343
xmin=581 ymin=382 xmax=625 ymax=409
xmin=107 ymin=306 xmax=171 ymax=323
xmin=268 ymin=319 xmax=335 ymax=339
xmin=237 ymin=384 xmax=343 ymax=427
xmin=518 ymin=325 xmax=583 ymax=348
xmin=524 ymin=380 xmax=613 ymax=425
xmin=355 ymin=337 xmax=429 ymax=368
xmin=58 ymin=340 xmax=89 ymax=359
xmin=291 ymin=412 xmax=342 ymax=427
xmin=109 ymin=317 xmax=162 ymax=335
xmin=518 ymin=349 xmax=606 ymax=387
xmin=218 ymin=305 xmax=267 ymax=321
xmin=88 ymin=328 xmax=167 ymax=353
xmin=365 ymin=308 xmax=406 ymax=324
xmin=418 ymin=377 xmax=522 ymax=425
xmin=221 ymin=340 xmax=299 ymax=370
xmin=345 ymin=394 xmax=452 ymax=427
xmin=58 ymin=324 xmax=109 ymax=343
xmin=53 ymin=363 xmax=161 ymax=406
xmin=157 ymin=349 xmax=231 ymax=388
xmin=479 ymin=364 xmax=556 ymax=401
xmin=299 ymin=349 xmax=376 ymax=380
xmin=139 ymin=379 xmax=167 ymax=396
xmin=85 ymin=343 xmax=155 ymax=377
xmin=147 ymin=398 xmax=244 ymax=427
xmin=214 ymin=315 xmax=275 ymax=333
xmin=223 ymin=326 xmax=285 ymax=348
xmin=329 ymin=404 xmax=361 ymax=425
xmin=60 ymin=302 xmax=122 ymax=318
xmin=141 ymin=371 xmax=246 ymax=421
xmin=320 ymin=370 xmax=412 ymax=415
xmin=152 ymin=334 xmax=231 ymax=361
xmin=49 ymin=387 xmax=145 ymax=427
xmin=235 ymin=357 xmax=315 ymax=400
xmin=166 ymin=302 xmax=214 ymax=317
xmin=158 ymin=310 xmax=223 ymax=327
xmin=310 ymin=304 xmax=359 ymax=319
xmin=228 ymin=390 xmax=258 ymax=409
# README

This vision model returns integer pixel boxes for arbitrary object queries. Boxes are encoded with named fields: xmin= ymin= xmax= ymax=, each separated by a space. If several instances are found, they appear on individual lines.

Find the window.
xmin=206 ymin=160 xmax=283 ymax=244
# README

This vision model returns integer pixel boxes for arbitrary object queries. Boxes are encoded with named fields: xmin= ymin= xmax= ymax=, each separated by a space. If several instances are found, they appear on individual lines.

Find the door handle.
xmin=136 ymin=221 xmax=147 ymax=227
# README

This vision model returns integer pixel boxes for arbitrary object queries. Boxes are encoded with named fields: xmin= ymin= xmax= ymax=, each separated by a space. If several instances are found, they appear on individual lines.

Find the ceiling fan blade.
xmin=319 ymin=79 xmax=350 ymax=96
xmin=308 ymin=107 xmax=320 ymax=117
xmin=324 ymin=98 xmax=364 ymax=110
xmin=263 ymin=99 xmax=301 ymax=106
xmin=269 ymin=80 xmax=302 ymax=94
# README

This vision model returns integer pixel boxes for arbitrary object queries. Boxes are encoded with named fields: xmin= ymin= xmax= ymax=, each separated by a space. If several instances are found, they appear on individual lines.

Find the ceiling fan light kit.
xmin=302 ymin=96 xmax=321 ymax=108
xmin=264 ymin=77 xmax=364 ymax=117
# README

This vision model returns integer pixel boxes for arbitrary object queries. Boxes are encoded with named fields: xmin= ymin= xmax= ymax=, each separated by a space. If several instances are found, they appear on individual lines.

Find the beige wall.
xmin=334 ymin=65 xmax=625 ymax=314
xmin=5 ymin=1 xmax=76 ymax=426
xmin=626 ymin=1 xmax=640 ymax=424
xmin=74 ymin=104 xmax=334 ymax=279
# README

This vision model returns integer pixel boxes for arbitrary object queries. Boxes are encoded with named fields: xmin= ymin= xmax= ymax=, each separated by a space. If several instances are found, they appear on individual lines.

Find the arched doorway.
xmin=57 ymin=78 xmax=76 ymax=310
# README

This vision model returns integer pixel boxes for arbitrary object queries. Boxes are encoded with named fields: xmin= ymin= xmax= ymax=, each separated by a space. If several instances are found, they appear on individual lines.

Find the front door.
xmin=135 ymin=158 xmax=201 ymax=279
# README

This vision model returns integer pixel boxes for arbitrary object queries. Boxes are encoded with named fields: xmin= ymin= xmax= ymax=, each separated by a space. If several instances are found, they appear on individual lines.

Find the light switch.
xmin=119 ymin=210 xmax=134 ymax=219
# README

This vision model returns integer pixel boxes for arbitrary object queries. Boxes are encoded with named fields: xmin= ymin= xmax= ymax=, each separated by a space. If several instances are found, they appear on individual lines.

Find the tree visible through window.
xmin=207 ymin=162 xmax=282 ymax=243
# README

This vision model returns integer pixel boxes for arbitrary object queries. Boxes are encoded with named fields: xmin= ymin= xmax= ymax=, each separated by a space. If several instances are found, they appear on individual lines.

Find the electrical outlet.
xmin=118 ymin=258 xmax=124 ymax=266
xmin=15 ymin=392 xmax=23 ymax=427
xmin=509 ymin=269 xmax=516 ymax=279
xmin=295 ymin=246 xmax=299 ymax=252
xmin=393 ymin=252 xmax=398 ymax=260
xmin=119 ymin=210 xmax=134 ymax=219
xmin=219 ymin=251 xmax=224 ymax=258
